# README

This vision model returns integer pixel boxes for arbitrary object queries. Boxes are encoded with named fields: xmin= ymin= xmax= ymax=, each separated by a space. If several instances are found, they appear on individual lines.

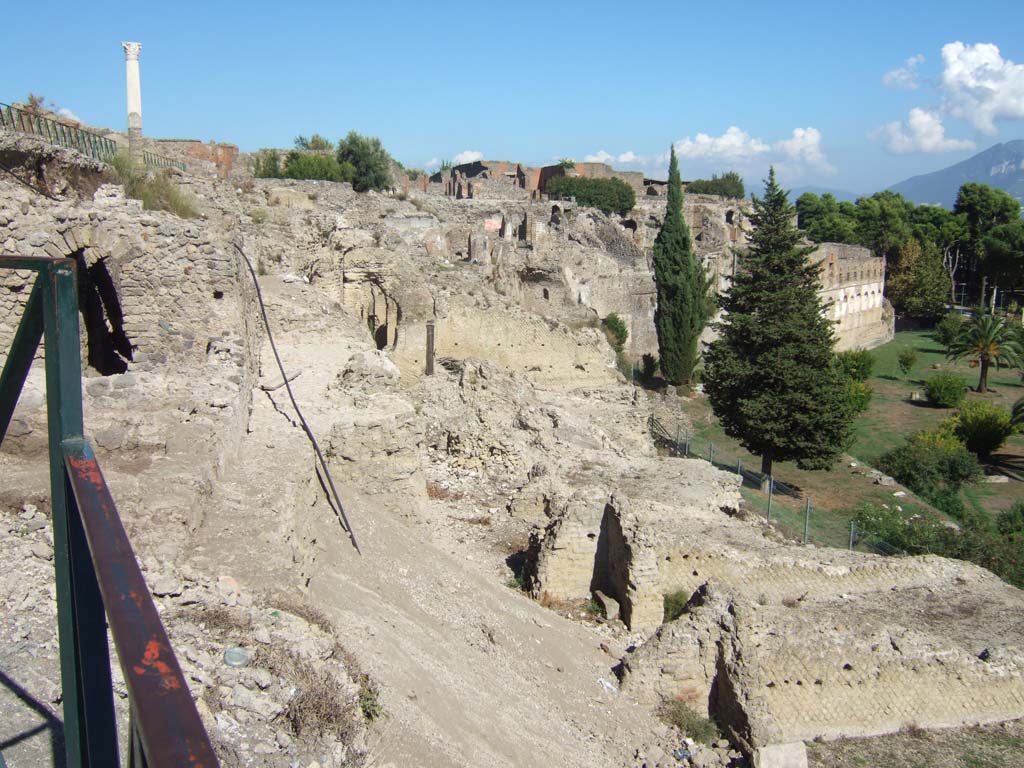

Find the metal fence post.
xmin=709 ymin=442 xmax=714 ymax=464
xmin=850 ymin=520 xmax=856 ymax=550
xmin=767 ymin=477 xmax=773 ymax=522
xmin=736 ymin=457 xmax=742 ymax=476
xmin=684 ymin=432 xmax=690 ymax=457
xmin=42 ymin=260 xmax=119 ymax=766
xmin=803 ymin=497 xmax=811 ymax=545
xmin=675 ymin=425 xmax=681 ymax=455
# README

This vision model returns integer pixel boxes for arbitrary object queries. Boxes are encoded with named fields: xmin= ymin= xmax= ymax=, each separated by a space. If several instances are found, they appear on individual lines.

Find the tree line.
xmin=796 ymin=185 xmax=1024 ymax=318
xmin=253 ymin=131 xmax=394 ymax=192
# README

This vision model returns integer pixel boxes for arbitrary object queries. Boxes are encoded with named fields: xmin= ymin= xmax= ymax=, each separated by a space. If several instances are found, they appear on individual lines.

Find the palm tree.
xmin=1012 ymin=396 xmax=1024 ymax=430
xmin=947 ymin=313 xmax=1023 ymax=393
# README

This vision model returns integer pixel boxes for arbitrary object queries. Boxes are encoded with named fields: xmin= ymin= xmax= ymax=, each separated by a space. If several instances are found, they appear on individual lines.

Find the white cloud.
xmin=882 ymin=54 xmax=925 ymax=90
xmin=672 ymin=126 xmax=770 ymax=161
xmin=56 ymin=107 xmax=82 ymax=123
xmin=940 ymin=41 xmax=1024 ymax=134
xmin=582 ymin=149 xmax=641 ymax=164
xmin=871 ymin=107 xmax=976 ymax=153
xmin=452 ymin=149 xmax=484 ymax=165
xmin=425 ymin=157 xmax=440 ymax=169
xmin=773 ymin=127 xmax=835 ymax=173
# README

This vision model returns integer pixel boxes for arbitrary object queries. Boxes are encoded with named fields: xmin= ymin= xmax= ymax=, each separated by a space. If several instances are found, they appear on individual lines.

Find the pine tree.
xmin=703 ymin=168 xmax=855 ymax=478
xmin=653 ymin=146 xmax=707 ymax=384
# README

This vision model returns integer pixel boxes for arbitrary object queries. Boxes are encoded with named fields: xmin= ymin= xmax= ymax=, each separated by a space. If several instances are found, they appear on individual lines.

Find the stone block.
xmin=753 ymin=742 xmax=808 ymax=768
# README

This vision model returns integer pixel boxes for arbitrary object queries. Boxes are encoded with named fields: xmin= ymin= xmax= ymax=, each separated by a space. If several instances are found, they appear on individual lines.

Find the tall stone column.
xmin=122 ymin=42 xmax=143 ymax=164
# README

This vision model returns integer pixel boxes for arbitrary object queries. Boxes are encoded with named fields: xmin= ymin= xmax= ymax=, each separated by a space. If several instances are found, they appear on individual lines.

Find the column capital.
xmin=121 ymin=41 xmax=142 ymax=60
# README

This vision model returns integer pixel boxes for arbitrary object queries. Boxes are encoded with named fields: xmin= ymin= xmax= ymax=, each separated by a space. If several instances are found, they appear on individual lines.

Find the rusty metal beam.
xmin=62 ymin=438 xmax=218 ymax=767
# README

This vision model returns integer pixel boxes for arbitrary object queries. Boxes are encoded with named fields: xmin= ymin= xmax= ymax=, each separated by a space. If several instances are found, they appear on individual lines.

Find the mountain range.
xmin=887 ymin=140 xmax=1024 ymax=209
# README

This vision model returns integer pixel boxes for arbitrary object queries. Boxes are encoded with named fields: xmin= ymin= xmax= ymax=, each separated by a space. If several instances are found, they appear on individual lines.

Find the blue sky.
xmin=3 ymin=0 xmax=1023 ymax=194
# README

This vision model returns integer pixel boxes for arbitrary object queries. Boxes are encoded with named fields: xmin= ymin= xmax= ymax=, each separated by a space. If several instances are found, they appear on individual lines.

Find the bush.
xmin=897 ymin=348 xmax=918 ymax=377
xmin=844 ymin=379 xmax=874 ymax=414
xmin=252 ymin=149 xmax=283 ymax=178
xmin=934 ymin=312 xmax=966 ymax=350
xmin=280 ymin=151 xmax=354 ymax=182
xmin=852 ymin=502 xmax=955 ymax=554
xmin=663 ymin=590 xmax=690 ymax=622
xmin=953 ymin=401 xmax=1016 ymax=457
xmin=602 ymin=313 xmax=628 ymax=351
xmin=545 ymin=175 xmax=636 ymax=216
xmin=835 ymin=349 xmax=875 ymax=381
xmin=337 ymin=131 xmax=393 ymax=192
xmin=642 ymin=353 xmax=658 ymax=382
xmin=685 ymin=171 xmax=745 ymax=199
xmin=658 ymin=699 xmax=719 ymax=744
xmin=877 ymin=429 xmax=982 ymax=503
xmin=110 ymin=154 xmax=197 ymax=218
xmin=996 ymin=500 xmax=1024 ymax=537
xmin=923 ymin=372 xmax=967 ymax=408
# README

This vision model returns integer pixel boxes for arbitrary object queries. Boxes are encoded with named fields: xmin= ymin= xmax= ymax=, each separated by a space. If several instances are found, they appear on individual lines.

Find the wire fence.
xmin=1 ymin=102 xmax=186 ymax=171
xmin=649 ymin=416 xmax=903 ymax=555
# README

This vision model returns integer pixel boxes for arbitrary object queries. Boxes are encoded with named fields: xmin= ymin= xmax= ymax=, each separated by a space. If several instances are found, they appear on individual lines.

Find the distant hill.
xmin=788 ymin=185 xmax=861 ymax=203
xmin=887 ymin=140 xmax=1024 ymax=208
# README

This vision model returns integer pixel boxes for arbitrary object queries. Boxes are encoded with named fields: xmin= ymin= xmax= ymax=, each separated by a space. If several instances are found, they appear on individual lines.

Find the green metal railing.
xmin=0 ymin=102 xmax=186 ymax=172
xmin=0 ymin=255 xmax=217 ymax=767
xmin=141 ymin=150 xmax=186 ymax=171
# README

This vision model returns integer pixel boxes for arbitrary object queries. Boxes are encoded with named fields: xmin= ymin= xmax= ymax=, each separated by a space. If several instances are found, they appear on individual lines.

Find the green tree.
xmin=983 ymin=220 xmax=1024 ymax=285
xmin=545 ymin=176 xmax=636 ymax=216
xmin=337 ymin=131 xmax=394 ymax=192
xmin=946 ymin=313 xmax=1023 ymax=393
xmin=855 ymin=191 xmax=912 ymax=261
xmin=898 ymin=348 xmax=917 ymax=378
xmin=955 ymin=183 xmax=1022 ymax=300
xmin=652 ymin=147 xmax=707 ymax=384
xmin=704 ymin=168 xmax=855 ymax=478
xmin=294 ymin=133 xmax=334 ymax=151
xmin=685 ymin=171 xmax=745 ymax=199
xmin=885 ymin=238 xmax=949 ymax=320
xmin=795 ymin=192 xmax=858 ymax=244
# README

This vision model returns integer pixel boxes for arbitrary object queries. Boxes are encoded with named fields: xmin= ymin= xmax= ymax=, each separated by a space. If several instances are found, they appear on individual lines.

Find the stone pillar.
xmin=122 ymin=42 xmax=143 ymax=164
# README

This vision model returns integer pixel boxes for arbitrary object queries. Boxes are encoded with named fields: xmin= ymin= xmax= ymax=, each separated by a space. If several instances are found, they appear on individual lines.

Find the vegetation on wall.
xmin=545 ymin=176 xmax=636 ymax=216
xmin=110 ymin=153 xmax=197 ymax=218
xmin=685 ymin=171 xmax=744 ymax=199
xmin=337 ymin=131 xmax=393 ymax=193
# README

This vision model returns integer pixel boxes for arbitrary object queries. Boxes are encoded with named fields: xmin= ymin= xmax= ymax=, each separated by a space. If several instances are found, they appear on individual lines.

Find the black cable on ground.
xmin=0 ymin=160 xmax=60 ymax=201
xmin=231 ymin=241 xmax=362 ymax=555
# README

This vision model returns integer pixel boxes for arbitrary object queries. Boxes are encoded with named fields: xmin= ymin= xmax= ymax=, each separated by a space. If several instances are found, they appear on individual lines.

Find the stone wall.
xmin=813 ymin=243 xmax=894 ymax=350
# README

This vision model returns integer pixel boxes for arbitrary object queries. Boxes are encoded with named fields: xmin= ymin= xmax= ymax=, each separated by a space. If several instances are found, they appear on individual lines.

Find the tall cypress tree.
xmin=653 ymin=146 xmax=707 ymax=384
xmin=703 ymin=168 xmax=854 ymax=478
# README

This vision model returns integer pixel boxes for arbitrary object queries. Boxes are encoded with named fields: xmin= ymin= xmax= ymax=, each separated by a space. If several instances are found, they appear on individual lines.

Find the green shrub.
xmin=923 ymin=372 xmax=967 ymax=408
xmin=877 ymin=429 xmax=982 ymax=503
xmin=658 ymin=699 xmax=719 ymax=744
xmin=281 ymin=151 xmax=354 ymax=182
xmin=844 ymin=379 xmax=874 ymax=414
xmin=663 ymin=590 xmax=690 ymax=622
xmin=602 ymin=313 xmax=628 ymax=351
xmin=897 ymin=348 xmax=918 ymax=377
xmin=546 ymin=175 xmax=636 ymax=216
xmin=337 ymin=131 xmax=393 ymax=192
xmin=642 ymin=353 xmax=658 ymax=382
xmin=685 ymin=171 xmax=745 ymax=199
xmin=996 ymin=500 xmax=1024 ymax=537
xmin=953 ymin=401 xmax=1016 ymax=457
xmin=110 ymin=154 xmax=197 ymax=218
xmin=852 ymin=502 xmax=955 ymax=554
xmin=835 ymin=349 xmax=875 ymax=381
xmin=934 ymin=312 xmax=966 ymax=350
xmin=252 ymin=149 xmax=283 ymax=178
xmin=294 ymin=133 xmax=333 ymax=151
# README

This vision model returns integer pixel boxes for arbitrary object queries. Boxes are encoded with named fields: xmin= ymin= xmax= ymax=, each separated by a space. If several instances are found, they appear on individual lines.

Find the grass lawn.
xmin=852 ymin=330 xmax=1024 ymax=518
xmin=672 ymin=329 xmax=1023 ymax=549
